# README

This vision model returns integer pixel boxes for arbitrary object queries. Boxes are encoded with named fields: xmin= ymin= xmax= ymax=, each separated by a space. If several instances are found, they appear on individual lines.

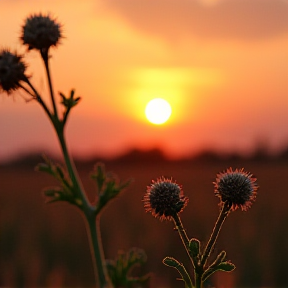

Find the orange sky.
xmin=1 ymin=0 xmax=288 ymax=160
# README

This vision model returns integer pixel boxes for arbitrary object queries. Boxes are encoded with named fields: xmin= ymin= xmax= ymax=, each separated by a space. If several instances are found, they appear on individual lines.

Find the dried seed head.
xmin=21 ymin=13 xmax=62 ymax=52
xmin=0 ymin=49 xmax=27 ymax=93
xmin=144 ymin=177 xmax=188 ymax=221
xmin=214 ymin=168 xmax=258 ymax=211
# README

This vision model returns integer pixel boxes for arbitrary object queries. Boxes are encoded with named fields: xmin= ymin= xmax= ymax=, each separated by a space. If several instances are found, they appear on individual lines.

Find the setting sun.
xmin=145 ymin=98 xmax=172 ymax=125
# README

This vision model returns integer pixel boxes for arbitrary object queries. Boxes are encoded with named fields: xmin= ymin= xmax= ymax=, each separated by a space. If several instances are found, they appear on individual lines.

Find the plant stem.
xmin=200 ymin=202 xmax=231 ymax=268
xmin=172 ymin=214 xmax=191 ymax=254
xmin=86 ymin=213 xmax=113 ymax=288
xmin=41 ymin=49 xmax=58 ymax=118
xmin=56 ymin=127 xmax=111 ymax=288
xmin=195 ymin=272 xmax=202 ymax=288
xmin=172 ymin=214 xmax=195 ymax=287
xmin=24 ymin=78 xmax=52 ymax=120
xmin=57 ymin=127 xmax=88 ymax=204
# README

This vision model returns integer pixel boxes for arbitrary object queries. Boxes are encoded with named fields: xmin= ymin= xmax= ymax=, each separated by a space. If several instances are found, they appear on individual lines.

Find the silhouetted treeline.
xmin=2 ymin=144 xmax=288 ymax=168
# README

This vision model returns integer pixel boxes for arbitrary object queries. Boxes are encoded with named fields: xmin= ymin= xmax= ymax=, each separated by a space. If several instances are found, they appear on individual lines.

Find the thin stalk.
xmin=172 ymin=214 xmax=195 ymax=287
xmin=172 ymin=214 xmax=191 ymax=258
xmin=41 ymin=49 xmax=58 ymax=119
xmin=195 ymin=272 xmax=202 ymax=288
xmin=56 ymin=127 xmax=111 ymax=288
xmin=86 ymin=213 xmax=113 ymax=288
xmin=200 ymin=202 xmax=231 ymax=268
xmin=56 ymin=126 xmax=89 ymax=207
xmin=24 ymin=78 xmax=51 ymax=120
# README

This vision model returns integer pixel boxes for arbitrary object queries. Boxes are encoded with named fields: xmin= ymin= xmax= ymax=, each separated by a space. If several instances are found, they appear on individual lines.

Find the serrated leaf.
xmin=106 ymin=248 xmax=150 ymax=288
xmin=163 ymin=257 xmax=193 ymax=288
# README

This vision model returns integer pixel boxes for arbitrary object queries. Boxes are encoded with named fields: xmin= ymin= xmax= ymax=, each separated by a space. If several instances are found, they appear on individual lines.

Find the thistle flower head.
xmin=144 ymin=177 xmax=188 ymax=221
xmin=21 ymin=13 xmax=62 ymax=52
xmin=0 ymin=49 xmax=27 ymax=93
xmin=214 ymin=168 xmax=258 ymax=211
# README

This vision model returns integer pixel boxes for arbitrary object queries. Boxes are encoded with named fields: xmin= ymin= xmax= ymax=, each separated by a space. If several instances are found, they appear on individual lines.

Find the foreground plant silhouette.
xmin=144 ymin=168 xmax=258 ymax=288
xmin=0 ymin=14 xmax=148 ymax=288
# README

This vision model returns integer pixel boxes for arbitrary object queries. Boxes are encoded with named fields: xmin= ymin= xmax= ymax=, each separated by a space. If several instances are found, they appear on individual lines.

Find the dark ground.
xmin=0 ymin=150 xmax=287 ymax=287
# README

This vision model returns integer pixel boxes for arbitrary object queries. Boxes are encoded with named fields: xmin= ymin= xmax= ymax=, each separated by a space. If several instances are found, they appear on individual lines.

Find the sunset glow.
xmin=0 ymin=0 xmax=287 ymax=160
xmin=145 ymin=98 xmax=172 ymax=125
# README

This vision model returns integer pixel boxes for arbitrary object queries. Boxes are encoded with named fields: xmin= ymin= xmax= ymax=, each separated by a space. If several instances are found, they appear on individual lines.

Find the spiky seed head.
xmin=144 ymin=177 xmax=188 ymax=221
xmin=0 ymin=49 xmax=27 ymax=93
xmin=21 ymin=13 xmax=62 ymax=52
xmin=214 ymin=167 xmax=258 ymax=211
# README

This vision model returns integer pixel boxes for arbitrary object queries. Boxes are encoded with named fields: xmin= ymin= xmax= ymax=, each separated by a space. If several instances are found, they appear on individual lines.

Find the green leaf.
xmin=106 ymin=248 xmax=150 ymax=288
xmin=209 ymin=250 xmax=227 ymax=268
xmin=92 ymin=163 xmax=132 ymax=214
xmin=90 ymin=163 xmax=106 ymax=192
xmin=202 ymin=260 xmax=236 ymax=282
xmin=35 ymin=155 xmax=81 ymax=206
xmin=163 ymin=257 xmax=193 ymax=288
xmin=60 ymin=89 xmax=81 ymax=108
xmin=217 ymin=261 xmax=236 ymax=272
xmin=189 ymin=238 xmax=201 ymax=261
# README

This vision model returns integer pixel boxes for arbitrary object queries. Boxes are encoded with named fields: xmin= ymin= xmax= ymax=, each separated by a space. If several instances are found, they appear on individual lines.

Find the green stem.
xmin=200 ymin=202 xmax=231 ymax=268
xmin=86 ymin=213 xmax=113 ymax=288
xmin=35 ymin=48 xmax=111 ymax=288
xmin=172 ymin=214 xmax=195 ymax=287
xmin=56 ymin=127 xmax=111 ymax=288
xmin=172 ymin=214 xmax=191 ymax=259
xmin=195 ymin=272 xmax=202 ymax=288
xmin=41 ymin=49 xmax=58 ymax=119
xmin=56 ymin=127 xmax=89 ymax=206
xmin=23 ymin=78 xmax=52 ymax=120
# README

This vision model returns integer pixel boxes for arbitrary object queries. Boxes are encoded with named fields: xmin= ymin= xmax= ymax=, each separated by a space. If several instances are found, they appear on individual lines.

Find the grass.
xmin=0 ymin=155 xmax=287 ymax=287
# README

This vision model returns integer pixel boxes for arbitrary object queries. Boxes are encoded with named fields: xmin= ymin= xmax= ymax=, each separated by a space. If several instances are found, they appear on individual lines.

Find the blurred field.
xmin=0 ymin=152 xmax=287 ymax=287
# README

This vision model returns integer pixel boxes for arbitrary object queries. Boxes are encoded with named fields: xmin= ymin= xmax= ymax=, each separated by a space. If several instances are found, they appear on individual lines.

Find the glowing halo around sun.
xmin=145 ymin=98 xmax=172 ymax=125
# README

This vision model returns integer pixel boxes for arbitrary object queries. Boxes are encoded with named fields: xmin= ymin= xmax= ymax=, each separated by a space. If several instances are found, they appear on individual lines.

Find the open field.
xmin=0 ymin=154 xmax=287 ymax=287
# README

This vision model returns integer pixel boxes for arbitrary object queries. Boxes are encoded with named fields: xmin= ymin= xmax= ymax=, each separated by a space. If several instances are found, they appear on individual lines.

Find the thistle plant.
xmin=144 ymin=168 xmax=258 ymax=288
xmin=0 ymin=13 xmax=148 ymax=288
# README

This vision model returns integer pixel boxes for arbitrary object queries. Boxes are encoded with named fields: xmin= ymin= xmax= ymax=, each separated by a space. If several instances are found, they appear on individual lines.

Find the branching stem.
xmin=201 ymin=202 xmax=231 ymax=268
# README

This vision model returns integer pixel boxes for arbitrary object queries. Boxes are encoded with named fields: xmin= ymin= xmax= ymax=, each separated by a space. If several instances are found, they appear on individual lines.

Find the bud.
xmin=214 ymin=168 xmax=258 ymax=211
xmin=0 ymin=49 xmax=27 ymax=93
xmin=21 ymin=13 xmax=62 ymax=52
xmin=144 ymin=177 xmax=188 ymax=221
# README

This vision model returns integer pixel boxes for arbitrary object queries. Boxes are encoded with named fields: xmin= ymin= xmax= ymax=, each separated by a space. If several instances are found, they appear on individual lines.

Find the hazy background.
xmin=1 ymin=0 xmax=288 ymax=287
xmin=1 ymin=0 xmax=288 ymax=161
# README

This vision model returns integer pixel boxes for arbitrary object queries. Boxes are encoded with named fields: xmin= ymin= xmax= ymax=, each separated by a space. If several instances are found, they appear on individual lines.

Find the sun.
xmin=145 ymin=98 xmax=172 ymax=125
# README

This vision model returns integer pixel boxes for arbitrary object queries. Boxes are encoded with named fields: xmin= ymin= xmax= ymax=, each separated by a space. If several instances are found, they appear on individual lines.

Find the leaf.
xmin=90 ymin=163 xmax=106 ymax=192
xmin=202 ymin=260 xmax=236 ymax=282
xmin=163 ymin=257 xmax=193 ymax=288
xmin=217 ymin=261 xmax=236 ymax=272
xmin=189 ymin=238 xmax=201 ymax=262
xmin=209 ymin=250 xmax=227 ymax=268
xmin=60 ymin=89 xmax=81 ymax=108
xmin=92 ymin=163 xmax=132 ymax=214
xmin=36 ymin=155 xmax=80 ymax=206
xmin=106 ymin=248 xmax=150 ymax=288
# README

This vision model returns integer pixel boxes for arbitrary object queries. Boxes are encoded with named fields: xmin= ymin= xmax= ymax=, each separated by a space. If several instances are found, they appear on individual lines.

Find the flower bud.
xmin=21 ymin=13 xmax=62 ymax=52
xmin=0 ymin=49 xmax=27 ymax=93
xmin=214 ymin=168 xmax=258 ymax=211
xmin=144 ymin=177 xmax=188 ymax=221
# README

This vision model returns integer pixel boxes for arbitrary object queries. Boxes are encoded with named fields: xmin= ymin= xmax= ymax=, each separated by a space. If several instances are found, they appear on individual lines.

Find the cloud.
xmin=103 ymin=0 xmax=288 ymax=42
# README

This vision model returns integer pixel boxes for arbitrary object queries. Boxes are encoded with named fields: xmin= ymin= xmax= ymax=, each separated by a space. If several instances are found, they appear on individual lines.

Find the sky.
xmin=0 ymin=0 xmax=288 ymax=161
